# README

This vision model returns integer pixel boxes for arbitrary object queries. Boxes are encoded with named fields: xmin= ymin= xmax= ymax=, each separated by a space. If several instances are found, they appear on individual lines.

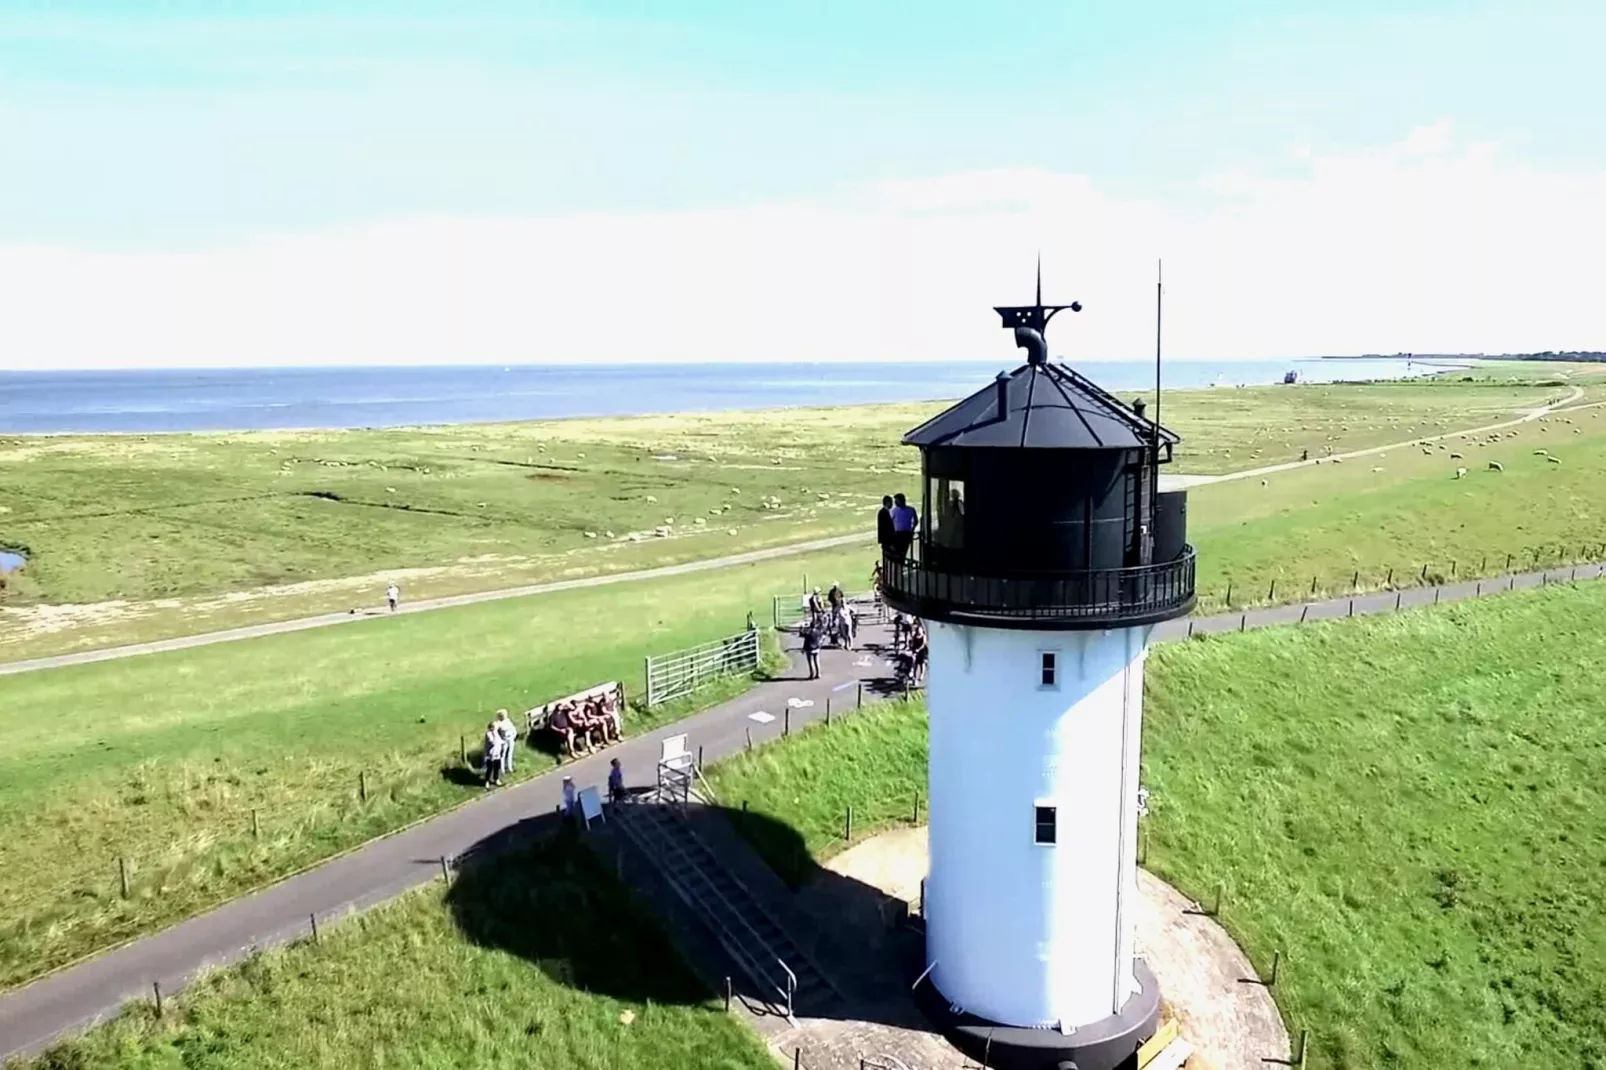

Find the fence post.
xmin=1297 ymin=1029 xmax=1309 ymax=1069
xmin=1395 ymin=591 xmax=1402 ymax=611
xmin=1225 ymin=580 xmax=1233 ymax=606
xmin=794 ymin=1049 xmax=801 ymax=1070
xmin=1348 ymin=598 xmax=1354 ymax=618
xmin=697 ymin=745 xmax=704 ymax=771
xmin=1267 ymin=578 xmax=1276 ymax=601
xmin=746 ymin=726 xmax=753 ymax=751
xmin=1506 ymin=553 xmax=1513 ymax=570
xmin=359 ymin=771 xmax=367 ymax=802
xmin=1420 ymin=563 xmax=1428 ymax=582
xmin=153 ymin=980 xmax=163 ymax=1018
xmin=844 ymin=806 xmax=853 ymax=842
xmin=643 ymin=656 xmax=653 ymax=708
xmin=1310 ymin=575 xmax=1318 ymax=596
xmin=1240 ymin=613 xmax=1247 ymax=632
xmin=1385 ymin=567 xmax=1393 ymax=588
xmin=1450 ymin=560 xmax=1457 ymax=578
xmin=460 ymin=734 xmax=468 ymax=766
xmin=1351 ymin=569 xmax=1359 ymax=592
xmin=119 ymin=856 xmax=129 ymax=899
xmin=1268 ymin=949 xmax=1280 ymax=986
xmin=1299 ymin=605 xmax=1308 ymax=624
xmin=1476 ymin=580 xmax=1482 ymax=596
xmin=252 ymin=809 xmax=260 ymax=840
xmin=440 ymin=856 xmax=451 ymax=883
xmin=725 ymin=976 xmax=733 ymax=1012
xmin=914 ymin=791 xmax=922 ymax=825
xmin=311 ymin=913 xmax=320 ymax=943
xmin=784 ymin=707 xmax=791 ymax=738
xmin=1481 ymin=554 xmax=1488 ymax=572
xmin=857 ymin=681 xmax=863 ymax=709
xmin=1187 ymin=620 xmax=1194 ymax=638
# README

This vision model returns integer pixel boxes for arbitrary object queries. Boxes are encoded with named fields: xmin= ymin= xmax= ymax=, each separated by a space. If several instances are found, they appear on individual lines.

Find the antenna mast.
xmin=1154 ymin=259 xmax=1163 ymax=436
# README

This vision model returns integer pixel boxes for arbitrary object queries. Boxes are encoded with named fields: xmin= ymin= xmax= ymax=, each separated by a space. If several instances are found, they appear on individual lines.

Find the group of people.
xmin=548 ymin=692 xmax=622 ymax=759
xmin=875 ymin=493 xmax=920 ymax=561
xmin=800 ymin=582 xmax=857 ymax=677
xmin=892 ymin=610 xmax=929 ymax=686
xmin=560 ymin=758 xmax=630 ymax=820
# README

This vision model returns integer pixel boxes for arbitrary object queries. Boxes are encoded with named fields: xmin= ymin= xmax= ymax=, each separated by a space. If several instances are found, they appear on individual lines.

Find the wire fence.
xmin=1194 ymin=540 xmax=1606 ymax=616
xmin=644 ymin=628 xmax=762 ymax=708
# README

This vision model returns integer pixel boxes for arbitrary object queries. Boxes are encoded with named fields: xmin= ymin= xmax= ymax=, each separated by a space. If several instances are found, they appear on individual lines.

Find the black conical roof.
xmin=903 ymin=360 xmax=1180 ymax=450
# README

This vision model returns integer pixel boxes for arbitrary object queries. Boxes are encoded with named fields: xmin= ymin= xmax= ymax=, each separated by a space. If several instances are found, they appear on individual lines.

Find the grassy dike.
xmin=0 ymin=543 xmax=865 ymax=990
xmin=0 ymin=377 xmax=1571 ymax=659
xmin=12 ymin=562 xmax=1606 ymax=1069
xmin=705 ymin=582 xmax=1606 ymax=1069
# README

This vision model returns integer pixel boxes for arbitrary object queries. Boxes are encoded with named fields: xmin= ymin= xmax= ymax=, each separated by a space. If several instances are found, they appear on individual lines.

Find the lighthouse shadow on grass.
xmin=443 ymin=801 xmax=937 ymax=1034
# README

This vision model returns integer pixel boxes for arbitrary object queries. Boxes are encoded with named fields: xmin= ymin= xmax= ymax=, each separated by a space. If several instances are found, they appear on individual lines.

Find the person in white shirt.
xmin=386 ymin=583 xmax=400 ymax=612
xmin=493 ymin=709 xmax=518 ymax=773
xmin=482 ymin=722 xmax=504 ymax=788
xmin=562 ymin=775 xmax=578 ymax=819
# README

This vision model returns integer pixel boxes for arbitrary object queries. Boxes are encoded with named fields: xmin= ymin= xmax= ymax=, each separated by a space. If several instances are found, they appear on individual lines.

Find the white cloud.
xmin=2 ymin=122 xmax=1602 ymax=369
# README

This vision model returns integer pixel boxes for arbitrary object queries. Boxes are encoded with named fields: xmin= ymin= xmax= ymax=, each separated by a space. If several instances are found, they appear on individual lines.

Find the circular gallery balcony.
xmin=880 ymin=547 xmax=1197 ymax=631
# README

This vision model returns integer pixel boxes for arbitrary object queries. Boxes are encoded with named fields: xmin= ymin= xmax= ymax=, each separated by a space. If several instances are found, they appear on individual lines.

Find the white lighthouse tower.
xmin=882 ymin=279 xmax=1195 ymax=1070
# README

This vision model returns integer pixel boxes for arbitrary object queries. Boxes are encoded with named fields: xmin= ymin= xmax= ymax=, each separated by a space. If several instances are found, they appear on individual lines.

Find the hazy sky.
xmin=2 ymin=1 xmax=1603 ymax=368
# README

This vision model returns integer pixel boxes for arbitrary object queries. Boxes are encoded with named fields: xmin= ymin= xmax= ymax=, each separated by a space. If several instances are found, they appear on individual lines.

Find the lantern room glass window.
xmin=927 ymin=477 xmax=966 ymax=549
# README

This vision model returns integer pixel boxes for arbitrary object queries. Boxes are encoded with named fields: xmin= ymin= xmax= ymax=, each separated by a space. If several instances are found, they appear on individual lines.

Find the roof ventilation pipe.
xmin=1013 ymin=326 xmax=1048 ymax=366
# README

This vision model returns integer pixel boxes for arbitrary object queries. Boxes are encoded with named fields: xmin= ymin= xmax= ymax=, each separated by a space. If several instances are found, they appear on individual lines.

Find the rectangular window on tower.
xmin=1034 ymin=804 xmax=1057 ymax=846
xmin=1038 ymin=651 xmax=1058 ymax=689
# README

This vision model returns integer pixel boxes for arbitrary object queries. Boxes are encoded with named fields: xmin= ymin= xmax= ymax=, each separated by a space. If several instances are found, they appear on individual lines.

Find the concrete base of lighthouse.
xmin=914 ymin=955 xmax=1161 ymax=1070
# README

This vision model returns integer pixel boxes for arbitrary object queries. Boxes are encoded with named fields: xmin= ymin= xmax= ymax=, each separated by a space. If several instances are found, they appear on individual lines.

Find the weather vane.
xmin=992 ymin=255 xmax=1081 ymax=354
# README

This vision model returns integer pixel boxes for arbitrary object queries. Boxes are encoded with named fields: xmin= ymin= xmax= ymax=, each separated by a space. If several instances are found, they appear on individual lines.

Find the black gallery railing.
xmin=880 ymin=547 xmax=1197 ymax=624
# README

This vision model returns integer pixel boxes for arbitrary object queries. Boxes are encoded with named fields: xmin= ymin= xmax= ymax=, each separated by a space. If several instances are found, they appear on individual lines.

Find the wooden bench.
xmin=526 ymin=681 xmax=626 ymax=755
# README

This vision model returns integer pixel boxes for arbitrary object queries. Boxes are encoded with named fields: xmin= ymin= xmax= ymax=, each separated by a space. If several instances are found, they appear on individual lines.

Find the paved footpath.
xmin=0 ymin=532 xmax=873 ymax=677
xmin=2 ymin=561 xmax=1603 ymax=1060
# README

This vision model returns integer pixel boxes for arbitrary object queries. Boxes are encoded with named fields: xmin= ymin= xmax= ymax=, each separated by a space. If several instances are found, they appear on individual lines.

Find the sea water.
xmin=0 ymin=359 xmax=1450 ymax=434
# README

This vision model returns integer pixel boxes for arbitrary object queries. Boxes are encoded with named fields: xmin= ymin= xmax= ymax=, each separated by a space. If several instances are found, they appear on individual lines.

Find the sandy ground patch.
xmin=823 ymin=826 xmax=1289 ymax=1070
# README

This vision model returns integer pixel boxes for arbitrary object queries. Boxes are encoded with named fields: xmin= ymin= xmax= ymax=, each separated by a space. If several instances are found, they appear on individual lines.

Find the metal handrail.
xmin=777 ymin=957 xmax=798 ymax=1021
xmin=881 ymin=546 xmax=1196 ymax=623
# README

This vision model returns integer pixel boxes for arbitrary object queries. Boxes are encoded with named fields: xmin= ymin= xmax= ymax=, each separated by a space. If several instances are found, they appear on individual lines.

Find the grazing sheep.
xmin=1331 ymin=456 xmax=1343 ymax=464
xmin=1534 ymin=449 xmax=1549 ymax=457
xmin=1549 ymin=456 xmax=1562 ymax=464
xmin=1260 ymin=479 xmax=1269 ymax=486
xmin=1371 ymin=466 xmax=1384 ymax=473
xmin=1488 ymin=461 xmax=1504 ymax=472
xmin=1455 ymin=467 xmax=1468 ymax=479
xmin=1450 ymin=452 xmax=1463 ymax=459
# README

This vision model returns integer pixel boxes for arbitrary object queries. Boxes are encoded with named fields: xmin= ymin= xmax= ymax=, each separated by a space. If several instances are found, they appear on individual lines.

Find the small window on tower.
xmin=1034 ymin=805 xmax=1057 ymax=845
xmin=1039 ymin=651 xmax=1058 ymax=689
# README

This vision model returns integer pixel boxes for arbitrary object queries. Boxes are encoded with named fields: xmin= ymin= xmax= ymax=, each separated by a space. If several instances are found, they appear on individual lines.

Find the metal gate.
xmin=644 ymin=629 xmax=761 ymax=707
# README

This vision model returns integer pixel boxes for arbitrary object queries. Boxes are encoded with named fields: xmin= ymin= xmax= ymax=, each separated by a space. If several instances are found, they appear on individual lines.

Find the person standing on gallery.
xmin=890 ymin=493 xmax=919 ymax=561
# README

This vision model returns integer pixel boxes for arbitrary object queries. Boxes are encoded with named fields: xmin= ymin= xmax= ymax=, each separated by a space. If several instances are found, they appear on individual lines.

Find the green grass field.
xmin=708 ymin=582 xmax=1606 ymax=1068
xmin=0 ymin=544 xmax=856 ymax=990
xmin=0 ymin=374 xmax=1573 ymax=659
xmin=9 ymin=834 xmax=772 ymax=1070
xmin=14 ymin=582 xmax=1606 ymax=1068
xmin=8 ymin=390 xmax=1606 ymax=988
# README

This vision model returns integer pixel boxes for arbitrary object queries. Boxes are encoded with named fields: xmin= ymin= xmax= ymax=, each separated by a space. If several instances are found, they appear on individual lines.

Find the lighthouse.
xmin=881 ymin=279 xmax=1195 ymax=1070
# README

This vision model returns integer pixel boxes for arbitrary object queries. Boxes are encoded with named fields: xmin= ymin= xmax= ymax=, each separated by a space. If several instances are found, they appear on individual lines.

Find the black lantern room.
xmin=880 ymin=282 xmax=1196 ymax=630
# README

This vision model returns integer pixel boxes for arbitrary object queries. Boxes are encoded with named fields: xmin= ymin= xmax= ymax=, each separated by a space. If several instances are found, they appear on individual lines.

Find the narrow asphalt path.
xmin=3 ymin=559 xmax=1602 ymax=1061
xmin=0 ymin=532 xmax=874 ymax=677
xmin=5 ymin=389 xmax=1592 ymax=679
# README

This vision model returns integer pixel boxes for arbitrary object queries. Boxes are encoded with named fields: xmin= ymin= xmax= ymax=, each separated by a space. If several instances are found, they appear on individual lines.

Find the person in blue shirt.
xmin=890 ymin=493 xmax=919 ymax=560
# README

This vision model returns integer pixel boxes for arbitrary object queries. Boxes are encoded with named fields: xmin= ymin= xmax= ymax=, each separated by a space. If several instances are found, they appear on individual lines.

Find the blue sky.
xmin=1 ymin=1 xmax=1603 ymax=365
